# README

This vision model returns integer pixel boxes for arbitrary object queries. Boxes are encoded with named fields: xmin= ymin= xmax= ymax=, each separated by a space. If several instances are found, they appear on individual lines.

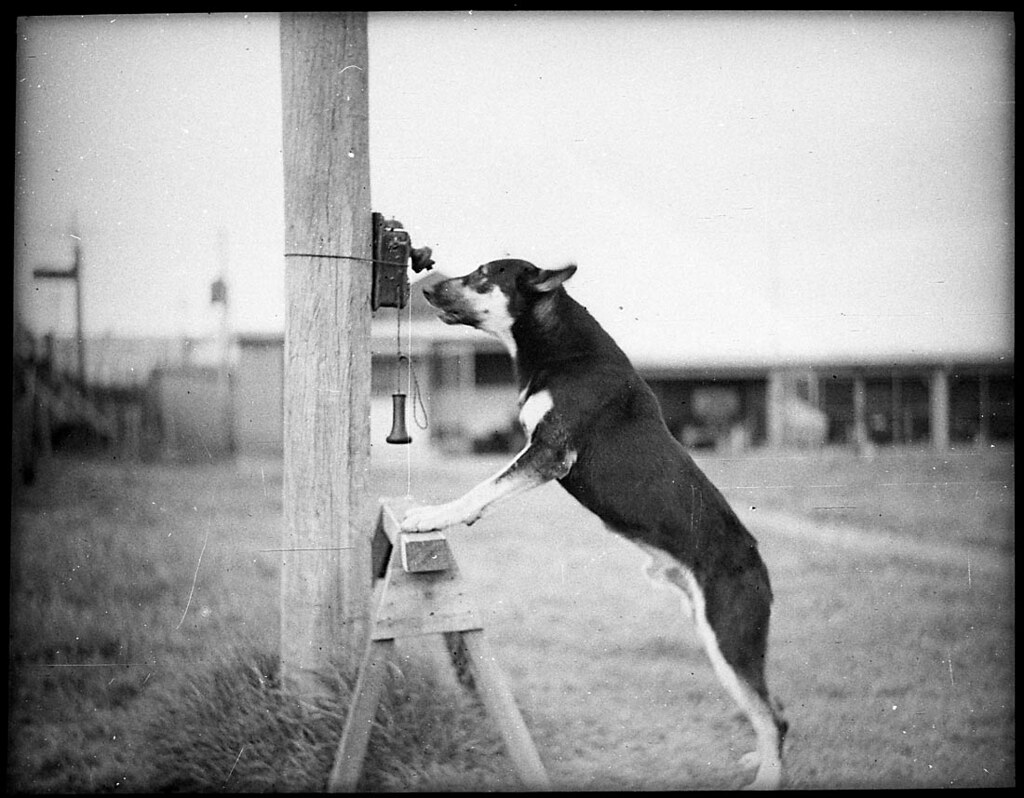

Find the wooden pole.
xmin=280 ymin=11 xmax=372 ymax=692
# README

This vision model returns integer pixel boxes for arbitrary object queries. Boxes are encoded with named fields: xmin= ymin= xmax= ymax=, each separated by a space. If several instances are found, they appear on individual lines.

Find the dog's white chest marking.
xmin=519 ymin=389 xmax=553 ymax=438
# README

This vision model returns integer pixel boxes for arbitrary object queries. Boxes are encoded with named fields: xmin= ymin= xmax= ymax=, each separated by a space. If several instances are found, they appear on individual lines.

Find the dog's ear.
xmin=524 ymin=264 xmax=577 ymax=293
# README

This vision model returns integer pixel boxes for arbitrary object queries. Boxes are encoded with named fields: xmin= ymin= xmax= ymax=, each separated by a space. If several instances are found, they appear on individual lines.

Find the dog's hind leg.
xmin=636 ymin=542 xmax=696 ymax=618
xmin=681 ymin=567 xmax=787 ymax=790
xmin=635 ymin=544 xmax=786 ymax=788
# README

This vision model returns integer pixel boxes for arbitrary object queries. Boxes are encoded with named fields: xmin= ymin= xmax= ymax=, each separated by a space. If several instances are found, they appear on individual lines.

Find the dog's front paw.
xmin=401 ymin=501 xmax=477 ymax=532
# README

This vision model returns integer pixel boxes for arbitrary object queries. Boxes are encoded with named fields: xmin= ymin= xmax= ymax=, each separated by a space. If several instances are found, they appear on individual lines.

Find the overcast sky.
xmin=14 ymin=11 xmax=1014 ymax=365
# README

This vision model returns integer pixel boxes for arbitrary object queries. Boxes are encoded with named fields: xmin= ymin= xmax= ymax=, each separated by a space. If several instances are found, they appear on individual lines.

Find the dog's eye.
xmin=465 ymin=271 xmax=487 ymax=291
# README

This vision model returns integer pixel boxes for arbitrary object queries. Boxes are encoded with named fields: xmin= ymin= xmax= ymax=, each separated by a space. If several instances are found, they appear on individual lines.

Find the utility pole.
xmin=279 ymin=11 xmax=373 ymax=694
xmin=33 ymin=232 xmax=85 ymax=388
xmin=212 ymin=228 xmax=233 ymax=453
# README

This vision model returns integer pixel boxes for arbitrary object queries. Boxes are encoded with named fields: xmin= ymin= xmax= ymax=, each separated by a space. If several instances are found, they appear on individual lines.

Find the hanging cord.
xmin=405 ymin=296 xmax=412 ymax=398
xmin=393 ymin=296 xmax=427 ymax=428
xmin=407 ymin=291 xmax=427 ymax=430
xmin=395 ymin=304 xmax=403 ymax=394
xmin=395 ymin=293 xmax=427 ymax=431
xmin=395 ymin=355 xmax=428 ymax=430
xmin=397 ymin=305 xmax=412 ymax=495
xmin=396 ymin=300 xmax=428 ymax=496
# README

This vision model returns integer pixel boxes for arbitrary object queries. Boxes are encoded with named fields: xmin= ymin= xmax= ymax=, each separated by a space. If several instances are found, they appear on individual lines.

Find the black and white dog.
xmin=401 ymin=259 xmax=787 ymax=789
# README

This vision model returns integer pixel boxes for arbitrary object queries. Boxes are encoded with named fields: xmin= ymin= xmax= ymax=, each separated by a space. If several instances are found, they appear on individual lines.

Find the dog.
xmin=400 ymin=259 xmax=787 ymax=789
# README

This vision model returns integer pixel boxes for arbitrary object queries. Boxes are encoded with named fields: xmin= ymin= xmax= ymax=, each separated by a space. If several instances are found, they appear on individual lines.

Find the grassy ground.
xmin=8 ymin=444 xmax=1014 ymax=790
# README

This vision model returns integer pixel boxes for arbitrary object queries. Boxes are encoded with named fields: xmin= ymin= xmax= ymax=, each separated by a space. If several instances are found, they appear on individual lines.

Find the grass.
xmin=8 ymin=444 xmax=1015 ymax=790
xmin=134 ymin=648 xmax=510 ymax=792
xmin=8 ymin=456 xmax=511 ymax=792
xmin=696 ymin=445 xmax=1014 ymax=554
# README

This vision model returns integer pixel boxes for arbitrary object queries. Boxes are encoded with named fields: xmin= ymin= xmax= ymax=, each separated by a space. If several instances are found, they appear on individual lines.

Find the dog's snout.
xmin=423 ymin=279 xmax=458 ymax=307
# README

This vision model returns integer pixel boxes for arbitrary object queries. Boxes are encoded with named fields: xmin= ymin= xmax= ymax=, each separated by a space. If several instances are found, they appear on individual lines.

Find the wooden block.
xmin=400 ymin=531 xmax=454 ymax=573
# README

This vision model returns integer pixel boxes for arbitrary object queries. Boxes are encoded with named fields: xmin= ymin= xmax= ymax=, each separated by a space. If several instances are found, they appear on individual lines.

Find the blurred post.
xmin=279 ymin=11 xmax=372 ymax=693
xmin=32 ymin=229 xmax=85 ymax=389
xmin=929 ymin=367 xmax=950 ymax=450
xmin=977 ymin=373 xmax=990 ymax=447
xmin=852 ymin=374 xmax=869 ymax=453
xmin=212 ymin=228 xmax=232 ymax=454
xmin=766 ymin=371 xmax=784 ymax=447
xmin=73 ymin=237 xmax=84 ymax=387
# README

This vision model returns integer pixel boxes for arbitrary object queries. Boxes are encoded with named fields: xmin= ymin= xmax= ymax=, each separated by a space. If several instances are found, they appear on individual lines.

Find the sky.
xmin=14 ymin=11 xmax=1014 ymax=366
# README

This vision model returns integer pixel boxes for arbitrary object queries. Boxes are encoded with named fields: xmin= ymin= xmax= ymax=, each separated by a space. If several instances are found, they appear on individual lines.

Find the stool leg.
xmin=457 ymin=630 xmax=551 ymax=790
xmin=327 ymin=638 xmax=395 ymax=792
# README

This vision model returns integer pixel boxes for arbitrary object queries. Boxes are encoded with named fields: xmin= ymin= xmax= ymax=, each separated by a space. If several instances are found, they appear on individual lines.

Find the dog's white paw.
xmin=401 ymin=501 xmax=477 ymax=532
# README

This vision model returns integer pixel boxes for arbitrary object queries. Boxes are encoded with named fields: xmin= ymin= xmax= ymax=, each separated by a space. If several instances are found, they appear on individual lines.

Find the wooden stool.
xmin=327 ymin=498 xmax=550 ymax=791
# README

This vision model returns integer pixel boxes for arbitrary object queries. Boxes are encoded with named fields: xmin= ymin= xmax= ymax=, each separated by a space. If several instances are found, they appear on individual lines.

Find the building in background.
xmin=27 ymin=274 xmax=1013 ymax=460
xmin=233 ymin=333 xmax=283 ymax=458
xmin=147 ymin=365 xmax=232 ymax=460
xmin=229 ymin=273 xmax=1015 ymax=457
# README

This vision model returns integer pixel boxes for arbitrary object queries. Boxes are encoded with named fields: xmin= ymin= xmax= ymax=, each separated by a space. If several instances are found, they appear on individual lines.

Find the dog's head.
xmin=422 ymin=259 xmax=577 ymax=339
